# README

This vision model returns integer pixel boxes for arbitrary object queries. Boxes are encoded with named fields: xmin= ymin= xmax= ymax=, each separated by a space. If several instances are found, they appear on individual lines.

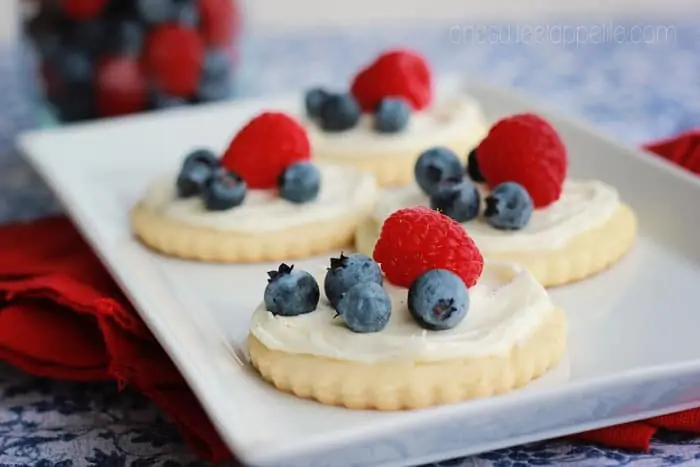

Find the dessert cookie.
xmin=302 ymin=49 xmax=488 ymax=187
xmin=131 ymin=112 xmax=378 ymax=262
xmin=248 ymin=207 xmax=567 ymax=410
xmin=355 ymin=113 xmax=638 ymax=287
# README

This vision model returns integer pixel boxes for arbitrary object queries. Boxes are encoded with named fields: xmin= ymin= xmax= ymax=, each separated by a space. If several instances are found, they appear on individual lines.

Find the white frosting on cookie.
xmin=139 ymin=165 xmax=378 ymax=233
xmin=373 ymin=180 xmax=619 ymax=252
xmin=249 ymin=261 xmax=555 ymax=363
xmin=306 ymin=96 xmax=488 ymax=156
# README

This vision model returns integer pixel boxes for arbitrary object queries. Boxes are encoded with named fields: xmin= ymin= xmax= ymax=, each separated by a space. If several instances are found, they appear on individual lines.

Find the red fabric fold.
xmin=0 ymin=216 xmax=230 ymax=462
xmin=0 ymin=130 xmax=699 ymax=460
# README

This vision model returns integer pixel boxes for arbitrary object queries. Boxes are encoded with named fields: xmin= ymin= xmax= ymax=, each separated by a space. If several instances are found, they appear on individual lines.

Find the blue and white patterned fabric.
xmin=1 ymin=20 xmax=700 ymax=466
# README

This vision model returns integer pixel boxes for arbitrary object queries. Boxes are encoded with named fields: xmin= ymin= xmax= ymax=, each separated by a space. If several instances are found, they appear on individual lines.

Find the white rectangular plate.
xmin=18 ymin=76 xmax=700 ymax=467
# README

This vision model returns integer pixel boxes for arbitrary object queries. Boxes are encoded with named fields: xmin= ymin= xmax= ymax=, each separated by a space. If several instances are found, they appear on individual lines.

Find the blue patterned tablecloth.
xmin=2 ymin=19 xmax=700 ymax=466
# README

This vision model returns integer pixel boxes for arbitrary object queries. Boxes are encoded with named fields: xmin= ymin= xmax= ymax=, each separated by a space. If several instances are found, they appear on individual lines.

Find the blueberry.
xmin=466 ymin=148 xmax=485 ymax=183
xmin=278 ymin=162 xmax=321 ymax=204
xmin=197 ymin=77 xmax=231 ymax=102
xmin=137 ymin=0 xmax=175 ymax=23
xmin=319 ymin=93 xmax=361 ymax=132
xmin=202 ymin=50 xmax=230 ymax=81
xmin=64 ymin=19 xmax=104 ymax=54
xmin=202 ymin=168 xmax=247 ymax=211
xmin=176 ymin=149 xmax=219 ymax=197
xmin=336 ymin=282 xmax=391 ymax=333
xmin=102 ymin=18 xmax=144 ymax=55
xmin=264 ymin=264 xmax=320 ymax=317
xmin=373 ymin=97 xmax=411 ymax=133
xmin=414 ymin=147 xmax=465 ymax=196
xmin=173 ymin=0 xmax=199 ymax=27
xmin=304 ymin=87 xmax=330 ymax=119
xmin=429 ymin=179 xmax=480 ymax=223
xmin=408 ymin=269 xmax=469 ymax=331
xmin=484 ymin=182 xmax=534 ymax=230
xmin=323 ymin=253 xmax=383 ymax=308
xmin=54 ymin=49 xmax=93 ymax=86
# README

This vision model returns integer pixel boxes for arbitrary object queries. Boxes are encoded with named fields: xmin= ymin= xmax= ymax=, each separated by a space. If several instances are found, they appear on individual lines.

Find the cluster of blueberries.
xmin=176 ymin=149 xmax=321 ymax=210
xmin=264 ymin=254 xmax=469 ymax=334
xmin=416 ymin=147 xmax=534 ymax=230
xmin=304 ymin=88 xmax=412 ymax=134
xmin=26 ymin=0 xmax=232 ymax=122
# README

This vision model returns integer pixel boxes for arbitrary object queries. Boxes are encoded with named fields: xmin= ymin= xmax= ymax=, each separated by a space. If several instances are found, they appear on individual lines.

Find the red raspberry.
xmin=373 ymin=206 xmax=484 ymax=288
xmin=221 ymin=112 xmax=311 ymax=189
xmin=95 ymin=56 xmax=147 ymax=117
xmin=350 ymin=49 xmax=432 ymax=112
xmin=477 ymin=113 xmax=567 ymax=208
xmin=198 ymin=0 xmax=239 ymax=47
xmin=60 ymin=0 xmax=107 ymax=20
xmin=143 ymin=25 xmax=204 ymax=97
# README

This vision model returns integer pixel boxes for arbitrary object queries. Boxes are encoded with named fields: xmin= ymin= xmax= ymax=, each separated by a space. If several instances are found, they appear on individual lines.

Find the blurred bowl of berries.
xmin=23 ymin=0 xmax=242 ymax=124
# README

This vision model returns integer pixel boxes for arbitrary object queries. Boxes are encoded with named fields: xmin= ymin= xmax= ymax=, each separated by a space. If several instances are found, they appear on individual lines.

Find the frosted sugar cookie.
xmin=302 ymin=49 xmax=488 ymax=187
xmin=131 ymin=112 xmax=378 ymax=262
xmin=248 ymin=207 xmax=567 ymax=410
xmin=355 ymin=113 xmax=638 ymax=286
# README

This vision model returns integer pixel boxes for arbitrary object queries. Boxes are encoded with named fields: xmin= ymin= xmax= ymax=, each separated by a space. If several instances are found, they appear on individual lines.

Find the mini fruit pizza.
xmin=355 ymin=113 xmax=638 ymax=286
xmin=130 ymin=112 xmax=378 ymax=262
xmin=302 ymin=48 xmax=489 ymax=187
xmin=248 ymin=206 xmax=567 ymax=410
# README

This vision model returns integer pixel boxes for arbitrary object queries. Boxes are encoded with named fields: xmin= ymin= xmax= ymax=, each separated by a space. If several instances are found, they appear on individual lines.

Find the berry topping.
xmin=102 ymin=18 xmax=145 ymax=56
xmin=60 ymin=0 xmax=108 ymax=21
xmin=336 ymin=282 xmax=392 ymax=333
xmin=95 ymin=56 xmax=148 ymax=117
xmin=143 ymin=25 xmax=204 ymax=97
xmin=221 ymin=112 xmax=311 ymax=189
xmin=373 ymin=206 xmax=484 ymax=288
xmin=350 ymin=49 xmax=432 ymax=112
xmin=138 ymin=0 xmax=197 ymax=26
xmin=319 ymin=93 xmax=361 ymax=132
xmin=198 ymin=0 xmax=238 ymax=47
xmin=484 ymin=182 xmax=534 ymax=230
xmin=429 ymin=179 xmax=480 ymax=223
xmin=264 ymin=264 xmax=320 ymax=317
xmin=408 ymin=269 xmax=469 ymax=331
xmin=197 ymin=50 xmax=232 ymax=102
xmin=414 ymin=147 xmax=464 ymax=196
xmin=304 ymin=87 xmax=330 ymax=119
xmin=277 ymin=162 xmax=321 ymax=204
xmin=476 ymin=113 xmax=567 ymax=208
xmin=202 ymin=168 xmax=247 ymax=211
xmin=323 ymin=253 xmax=383 ymax=308
xmin=373 ymin=97 xmax=411 ymax=133
xmin=466 ymin=148 xmax=485 ymax=183
xmin=176 ymin=149 xmax=219 ymax=198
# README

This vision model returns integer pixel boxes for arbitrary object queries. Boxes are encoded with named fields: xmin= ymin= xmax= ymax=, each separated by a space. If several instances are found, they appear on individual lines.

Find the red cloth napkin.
xmin=0 ymin=131 xmax=699 ymax=460
xmin=0 ymin=217 xmax=231 ymax=462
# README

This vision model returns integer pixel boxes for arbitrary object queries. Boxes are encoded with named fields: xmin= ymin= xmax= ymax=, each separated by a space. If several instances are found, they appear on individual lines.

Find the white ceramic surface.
xmin=18 ymin=77 xmax=700 ymax=467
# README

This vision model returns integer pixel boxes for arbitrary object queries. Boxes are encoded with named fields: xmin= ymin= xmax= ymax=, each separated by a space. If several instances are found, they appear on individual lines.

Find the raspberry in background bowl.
xmin=22 ymin=0 xmax=242 ymax=123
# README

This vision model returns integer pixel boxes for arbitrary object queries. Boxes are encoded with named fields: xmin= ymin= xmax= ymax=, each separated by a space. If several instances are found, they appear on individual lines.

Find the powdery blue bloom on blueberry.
xmin=319 ymin=93 xmax=361 ymax=132
xmin=304 ymin=87 xmax=330 ymax=119
xmin=429 ymin=179 xmax=480 ymax=223
xmin=176 ymin=149 xmax=219 ymax=198
xmin=408 ymin=269 xmax=469 ymax=330
xmin=337 ymin=282 xmax=391 ymax=333
xmin=374 ymin=97 xmax=411 ymax=133
xmin=264 ymin=263 xmax=320 ymax=316
xmin=278 ymin=162 xmax=321 ymax=203
xmin=484 ymin=182 xmax=534 ymax=230
xmin=323 ymin=253 xmax=383 ymax=308
xmin=414 ymin=147 xmax=464 ymax=196
xmin=201 ymin=168 xmax=246 ymax=211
